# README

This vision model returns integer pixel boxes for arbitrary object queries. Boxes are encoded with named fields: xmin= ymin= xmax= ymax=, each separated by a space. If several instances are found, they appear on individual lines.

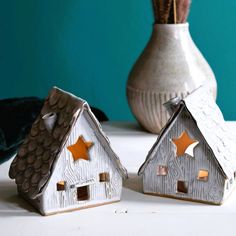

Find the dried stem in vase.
xmin=152 ymin=0 xmax=191 ymax=24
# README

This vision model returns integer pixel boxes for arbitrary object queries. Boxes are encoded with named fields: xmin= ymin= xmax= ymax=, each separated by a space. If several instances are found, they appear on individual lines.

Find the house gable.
xmin=9 ymin=87 xmax=127 ymax=203
xmin=140 ymin=106 xmax=225 ymax=203
xmin=40 ymin=109 xmax=124 ymax=213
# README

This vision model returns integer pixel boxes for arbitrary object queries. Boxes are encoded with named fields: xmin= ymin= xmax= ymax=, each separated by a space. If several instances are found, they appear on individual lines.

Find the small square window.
xmin=197 ymin=170 xmax=209 ymax=181
xmin=157 ymin=165 xmax=168 ymax=176
xmin=177 ymin=181 xmax=188 ymax=194
xmin=57 ymin=181 xmax=66 ymax=191
xmin=99 ymin=172 xmax=110 ymax=182
xmin=77 ymin=185 xmax=89 ymax=201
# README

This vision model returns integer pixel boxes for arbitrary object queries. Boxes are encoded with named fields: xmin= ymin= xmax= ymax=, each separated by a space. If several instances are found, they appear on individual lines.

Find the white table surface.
xmin=1 ymin=121 xmax=236 ymax=236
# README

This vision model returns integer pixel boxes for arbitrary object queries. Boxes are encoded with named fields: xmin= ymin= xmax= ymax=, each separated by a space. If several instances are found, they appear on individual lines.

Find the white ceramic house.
xmin=9 ymin=87 xmax=128 ymax=215
xmin=138 ymin=87 xmax=236 ymax=205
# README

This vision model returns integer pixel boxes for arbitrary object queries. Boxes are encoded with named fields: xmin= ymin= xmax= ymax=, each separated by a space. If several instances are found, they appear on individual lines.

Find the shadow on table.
xmin=123 ymin=173 xmax=143 ymax=193
xmin=123 ymin=173 xmax=205 ymax=206
xmin=0 ymin=180 xmax=37 ymax=217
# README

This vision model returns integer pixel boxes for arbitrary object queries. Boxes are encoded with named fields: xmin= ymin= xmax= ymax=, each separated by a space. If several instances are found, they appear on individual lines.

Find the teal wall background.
xmin=0 ymin=0 xmax=236 ymax=120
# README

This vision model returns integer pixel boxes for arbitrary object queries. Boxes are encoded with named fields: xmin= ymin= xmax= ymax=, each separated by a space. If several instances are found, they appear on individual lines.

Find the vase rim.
xmin=154 ymin=22 xmax=189 ymax=27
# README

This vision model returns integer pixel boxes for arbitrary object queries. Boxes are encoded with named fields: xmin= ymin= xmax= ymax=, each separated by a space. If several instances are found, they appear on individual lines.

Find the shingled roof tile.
xmin=39 ymin=119 xmax=46 ymax=131
xmin=41 ymin=163 xmax=49 ymax=175
xmin=28 ymin=141 xmax=37 ymax=152
xmin=16 ymin=174 xmax=24 ymax=185
xmin=30 ymin=125 xmax=39 ymax=137
xmin=35 ymin=146 xmax=44 ymax=156
xmin=43 ymin=136 xmax=53 ymax=147
xmin=17 ymin=159 xmax=26 ymax=172
xmin=49 ymin=90 xmax=59 ymax=106
xmin=58 ymin=95 xmax=68 ymax=109
xmin=31 ymin=173 xmax=41 ymax=185
xmin=18 ymin=146 xmax=27 ymax=157
xmin=9 ymin=165 xmax=17 ymax=179
xmin=24 ymin=167 xmax=33 ymax=178
xmin=26 ymin=155 xmax=34 ymax=164
xmin=22 ymin=179 xmax=30 ymax=192
xmin=33 ymin=157 xmax=42 ymax=170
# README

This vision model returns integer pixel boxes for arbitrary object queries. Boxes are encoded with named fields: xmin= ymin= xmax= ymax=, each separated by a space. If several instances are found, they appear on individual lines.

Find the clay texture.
xmin=138 ymin=87 xmax=236 ymax=205
xmin=9 ymin=87 xmax=128 ymax=215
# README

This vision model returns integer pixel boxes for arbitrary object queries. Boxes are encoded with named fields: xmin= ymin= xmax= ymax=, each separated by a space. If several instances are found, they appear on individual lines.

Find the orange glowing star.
xmin=172 ymin=131 xmax=199 ymax=157
xmin=67 ymin=135 xmax=93 ymax=161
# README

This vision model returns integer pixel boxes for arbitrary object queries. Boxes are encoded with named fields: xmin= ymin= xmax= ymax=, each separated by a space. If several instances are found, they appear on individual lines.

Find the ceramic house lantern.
xmin=138 ymin=87 xmax=236 ymax=205
xmin=9 ymin=87 xmax=128 ymax=215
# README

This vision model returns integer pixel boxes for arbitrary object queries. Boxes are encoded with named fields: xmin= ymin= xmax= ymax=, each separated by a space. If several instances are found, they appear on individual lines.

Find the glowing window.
xmin=172 ymin=131 xmax=199 ymax=157
xmin=197 ymin=170 xmax=209 ymax=181
xmin=99 ymin=172 xmax=110 ymax=182
xmin=57 ymin=181 xmax=66 ymax=191
xmin=156 ymin=165 xmax=168 ymax=176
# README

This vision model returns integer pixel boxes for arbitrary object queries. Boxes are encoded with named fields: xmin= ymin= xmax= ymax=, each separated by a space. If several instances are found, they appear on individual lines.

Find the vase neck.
xmin=152 ymin=23 xmax=191 ymax=39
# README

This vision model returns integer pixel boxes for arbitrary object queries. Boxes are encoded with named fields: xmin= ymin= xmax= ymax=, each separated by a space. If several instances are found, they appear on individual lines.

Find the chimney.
xmin=42 ymin=112 xmax=57 ymax=132
xmin=164 ymin=97 xmax=181 ymax=116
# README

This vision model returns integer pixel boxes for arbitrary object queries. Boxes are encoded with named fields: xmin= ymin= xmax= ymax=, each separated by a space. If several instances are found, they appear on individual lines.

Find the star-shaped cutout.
xmin=67 ymin=135 xmax=93 ymax=161
xmin=172 ymin=131 xmax=199 ymax=157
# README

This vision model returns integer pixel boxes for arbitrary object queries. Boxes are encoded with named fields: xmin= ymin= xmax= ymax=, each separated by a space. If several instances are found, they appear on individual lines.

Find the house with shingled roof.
xmin=138 ymin=87 xmax=236 ymax=205
xmin=9 ymin=87 xmax=128 ymax=215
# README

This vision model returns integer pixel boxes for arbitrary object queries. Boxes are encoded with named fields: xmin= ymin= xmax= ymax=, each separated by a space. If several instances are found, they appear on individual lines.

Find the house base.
xmin=42 ymin=200 xmax=121 ymax=216
xmin=144 ymin=192 xmax=222 ymax=206
xmin=19 ymin=188 xmax=121 ymax=216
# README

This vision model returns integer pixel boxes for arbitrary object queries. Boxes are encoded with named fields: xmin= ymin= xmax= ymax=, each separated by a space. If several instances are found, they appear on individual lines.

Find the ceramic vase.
xmin=127 ymin=23 xmax=217 ymax=134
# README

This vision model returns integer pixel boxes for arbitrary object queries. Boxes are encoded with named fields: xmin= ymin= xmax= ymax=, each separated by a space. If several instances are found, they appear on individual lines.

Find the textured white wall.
xmin=143 ymin=108 xmax=226 ymax=204
xmin=40 ymin=110 xmax=122 ymax=215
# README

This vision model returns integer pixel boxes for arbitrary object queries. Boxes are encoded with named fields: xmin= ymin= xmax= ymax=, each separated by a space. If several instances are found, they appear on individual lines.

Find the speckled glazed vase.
xmin=127 ymin=23 xmax=217 ymax=134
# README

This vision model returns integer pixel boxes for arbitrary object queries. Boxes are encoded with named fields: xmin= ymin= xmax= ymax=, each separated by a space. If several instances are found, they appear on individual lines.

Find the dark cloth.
xmin=0 ymin=97 xmax=108 ymax=164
